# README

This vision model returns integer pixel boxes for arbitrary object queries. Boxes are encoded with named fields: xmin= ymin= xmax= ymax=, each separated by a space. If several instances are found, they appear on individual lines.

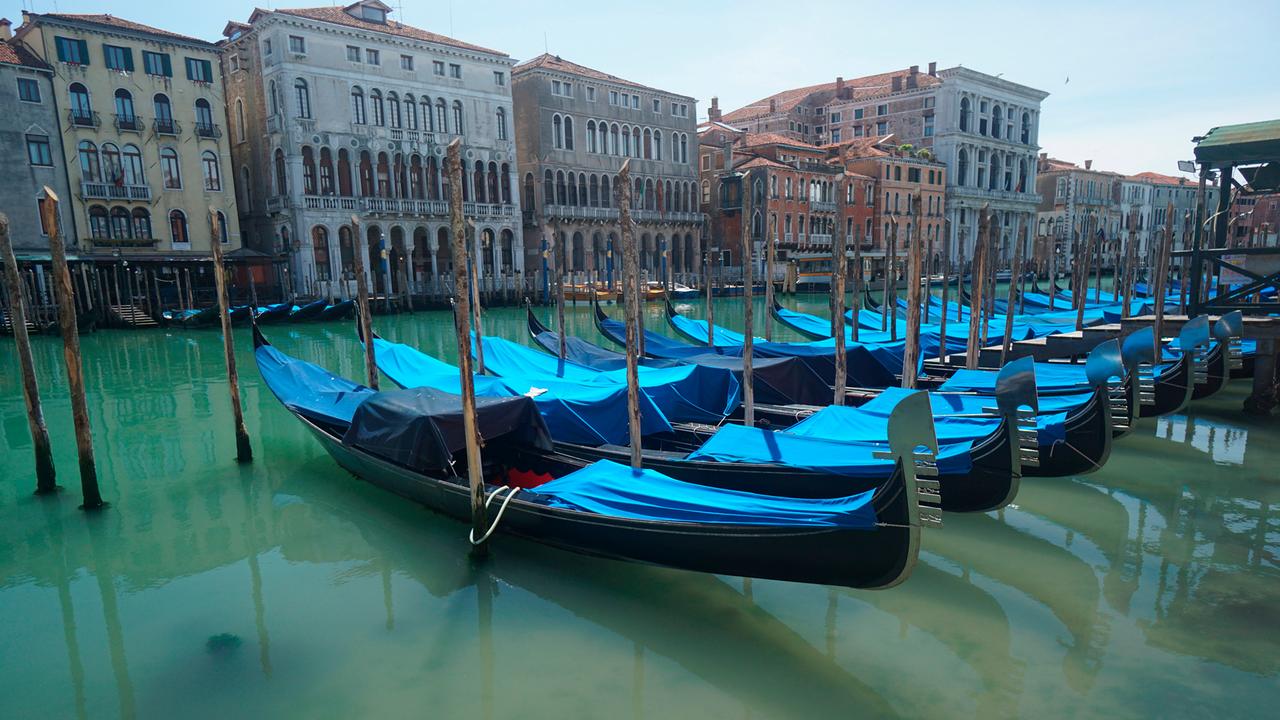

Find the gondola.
xmin=288 ymin=298 xmax=329 ymax=322
xmin=317 ymin=299 xmax=355 ymax=321
xmin=254 ymin=303 xmax=295 ymax=325
xmin=254 ymin=324 xmax=935 ymax=589
xmin=1127 ymin=317 xmax=1210 ymax=418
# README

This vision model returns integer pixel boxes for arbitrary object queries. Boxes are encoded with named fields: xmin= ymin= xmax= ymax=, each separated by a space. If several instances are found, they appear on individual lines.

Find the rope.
xmin=1050 ymin=438 xmax=1106 ymax=472
xmin=468 ymin=485 xmax=522 ymax=546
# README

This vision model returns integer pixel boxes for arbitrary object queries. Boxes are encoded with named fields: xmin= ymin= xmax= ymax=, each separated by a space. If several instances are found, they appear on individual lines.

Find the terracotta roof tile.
xmin=0 ymin=40 xmax=49 ymax=69
xmin=721 ymin=68 xmax=942 ymax=124
xmin=736 ymin=156 xmax=793 ymax=171
xmin=513 ymin=53 xmax=669 ymax=93
xmin=1127 ymin=171 xmax=1197 ymax=186
xmin=36 ymin=13 xmax=214 ymax=46
xmin=742 ymin=132 xmax=817 ymax=149
xmin=272 ymin=6 xmax=506 ymax=56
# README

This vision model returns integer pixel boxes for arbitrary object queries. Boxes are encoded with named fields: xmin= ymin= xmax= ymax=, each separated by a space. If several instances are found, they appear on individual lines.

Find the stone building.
xmin=1034 ymin=156 xmax=1123 ymax=270
xmin=721 ymin=63 xmax=1047 ymax=266
xmin=0 ymin=21 xmax=74 ymax=253
xmin=220 ymin=1 xmax=520 ymax=300
xmin=15 ymin=12 xmax=241 ymax=263
xmin=512 ymin=54 xmax=701 ymax=285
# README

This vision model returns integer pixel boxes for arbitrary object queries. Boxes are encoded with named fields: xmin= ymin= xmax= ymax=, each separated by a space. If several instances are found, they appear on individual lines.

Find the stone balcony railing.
xmin=82 ymin=182 xmax=151 ymax=202
xmin=809 ymin=233 xmax=834 ymax=246
xmin=809 ymin=200 xmax=837 ymax=213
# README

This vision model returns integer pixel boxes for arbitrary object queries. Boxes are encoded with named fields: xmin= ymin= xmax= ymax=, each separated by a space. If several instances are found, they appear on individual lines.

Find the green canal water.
xmin=1 ymin=297 xmax=1276 ymax=719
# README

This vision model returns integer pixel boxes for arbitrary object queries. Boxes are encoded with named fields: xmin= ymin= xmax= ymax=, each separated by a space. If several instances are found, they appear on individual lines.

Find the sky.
xmin=11 ymin=0 xmax=1279 ymax=178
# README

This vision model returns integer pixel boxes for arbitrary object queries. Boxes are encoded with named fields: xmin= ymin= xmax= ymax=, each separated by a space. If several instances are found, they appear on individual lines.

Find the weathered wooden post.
xmin=349 ymin=215 xmax=379 ymax=390
xmin=832 ymin=173 xmax=848 ymax=405
xmin=209 ymin=210 xmax=253 ymax=463
xmin=965 ymin=206 xmax=990 ymax=369
xmin=740 ymin=169 xmax=756 ymax=426
xmin=923 ymin=220 xmax=935 ymax=324
xmin=1000 ymin=223 xmax=1027 ymax=365
xmin=884 ymin=216 xmax=897 ymax=337
xmin=1122 ymin=212 xmax=1139 ymax=318
xmin=1153 ymin=202 xmax=1175 ymax=358
xmin=0 ymin=213 xmax=57 ymax=493
xmin=1075 ymin=218 xmax=1096 ymax=331
xmin=850 ymin=207 xmax=863 ymax=343
xmin=467 ymin=221 xmax=487 ymax=375
xmin=446 ymin=139 xmax=490 ymax=556
xmin=42 ymin=189 xmax=104 ymax=508
xmin=1093 ymin=214 xmax=1105 ymax=303
xmin=938 ymin=219 xmax=952 ymax=361
xmin=901 ymin=195 xmax=924 ymax=388
xmin=618 ymin=159 xmax=643 ymax=468
xmin=764 ymin=214 xmax=776 ymax=341
xmin=704 ymin=248 xmax=715 ymax=344
xmin=548 ymin=221 xmax=566 ymax=360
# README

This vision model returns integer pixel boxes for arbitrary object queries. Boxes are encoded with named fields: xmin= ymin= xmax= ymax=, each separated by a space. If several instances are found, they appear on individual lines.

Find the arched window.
xmin=294 ymin=78 xmax=311 ymax=119
xmin=680 ymin=133 xmax=688 ymax=164
xmin=990 ymin=105 xmax=1002 ymax=139
xmin=1017 ymin=158 xmax=1028 ymax=193
xmin=114 ymin=89 xmax=135 ymax=124
xmin=1021 ymin=112 xmax=1031 ymax=144
xmin=110 ymin=207 xmax=132 ymax=239
xmin=313 ymin=226 xmax=331 ymax=281
xmin=610 ymin=124 xmax=620 ymax=155
xmin=215 ymin=211 xmax=229 ymax=244
xmin=132 ymin=208 xmax=152 ymax=239
xmin=622 ymin=125 xmax=632 ymax=157
xmin=202 ymin=151 xmax=222 ymax=191
xmin=409 ymin=155 xmax=424 ymax=199
xmin=268 ymin=81 xmax=278 ymax=116
xmin=351 ymin=86 xmax=366 ymax=124
xmin=194 ymin=98 xmax=215 ymax=135
xmin=370 ymin=90 xmax=384 ymax=126
xmin=301 ymin=146 xmax=316 ymax=194
xmin=586 ymin=120 xmax=597 ymax=153
xmin=488 ymin=161 xmax=500 ymax=204
xmin=320 ymin=148 xmax=335 ymax=195
xmin=601 ymin=175 xmax=612 ymax=208
xmin=161 ymin=147 xmax=182 ymax=189
xmin=563 ymin=115 xmax=574 ymax=151
xmin=69 ymin=83 xmax=92 ymax=123
xmin=436 ymin=99 xmax=448 ymax=133
xmin=153 ymin=93 xmax=172 ymax=127
xmin=339 ymin=226 xmax=355 ymax=275
xmin=556 ymin=170 xmax=567 ymax=206
xmin=338 ymin=149 xmax=353 ymax=196
xmin=452 ymin=101 xmax=463 ymax=134
xmin=235 ymin=99 xmax=246 ymax=142
xmin=474 ymin=162 xmax=487 ymax=204
xmin=274 ymin=148 xmax=287 ymax=195
xmin=553 ymin=114 xmax=563 ymax=149
xmin=78 ymin=141 xmax=100 ymax=182
xmin=543 ymin=169 xmax=554 ymax=206
xmin=102 ymin=144 xmax=124 ymax=188
xmin=566 ymin=172 xmax=577 ymax=206
xmin=376 ymin=152 xmax=391 ymax=197
xmin=959 ymin=97 xmax=971 ymax=133
xmin=169 ymin=209 xmax=188 ymax=244
xmin=643 ymin=128 xmax=652 ymax=159
xmin=598 ymin=122 xmax=608 ymax=155
xmin=989 ymin=153 xmax=1000 ymax=191
xmin=387 ymin=92 xmax=401 ymax=128
xmin=88 ymin=206 xmax=110 ymax=239
xmin=653 ymin=130 xmax=662 ymax=161
xmin=404 ymin=94 xmax=417 ymax=130
xmin=957 ymin=149 xmax=968 ymax=187
xmin=577 ymin=174 xmax=587 ymax=208
xmin=120 ymin=144 xmax=144 ymax=186
xmin=496 ymin=108 xmax=508 ymax=141
xmin=632 ymin=127 xmax=642 ymax=157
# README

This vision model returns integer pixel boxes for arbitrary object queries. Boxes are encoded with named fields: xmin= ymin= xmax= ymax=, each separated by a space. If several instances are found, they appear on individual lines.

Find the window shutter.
xmin=55 ymin=37 xmax=68 ymax=62
xmin=124 ymin=49 xmax=135 ymax=72
xmin=77 ymin=39 xmax=90 ymax=65
xmin=162 ymin=54 xmax=172 ymax=77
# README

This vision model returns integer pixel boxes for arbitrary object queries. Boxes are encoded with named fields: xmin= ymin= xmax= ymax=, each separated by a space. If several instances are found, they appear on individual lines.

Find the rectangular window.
xmin=54 ymin=36 xmax=90 ymax=65
xmin=288 ymin=35 xmax=306 ymax=54
xmin=103 ymin=45 xmax=134 ymax=72
xmin=653 ymin=98 xmax=661 ymax=113
xmin=449 ymin=63 xmax=462 ymax=79
xmin=586 ymin=87 xmax=596 ymax=102
xmin=853 ymin=108 xmax=864 ymax=119
xmin=400 ymin=54 xmax=414 ymax=71
xmin=16 ymin=77 xmax=40 ymax=103
xmin=185 ymin=57 xmax=213 ymax=83
xmin=263 ymin=38 xmax=272 ymax=55
xmin=923 ymin=116 xmax=934 ymax=137
xmin=631 ymin=95 xmax=640 ymax=109
xmin=831 ymin=128 xmax=841 ymax=143
xmin=876 ymin=121 xmax=888 ymax=135
xmin=853 ymin=125 xmax=863 ymax=137
xmin=143 ymin=50 xmax=172 ymax=77
xmin=365 ymin=49 xmax=380 ymax=65
xmin=829 ymin=112 xmax=841 ymax=123
xmin=908 ymin=168 xmax=920 ymax=182
xmin=346 ymin=45 xmax=362 ymax=62
xmin=701 ymin=154 xmax=710 ymax=171
xmin=877 ymin=104 xmax=888 ymax=116
xmin=433 ymin=60 xmax=445 ymax=76
xmin=609 ymin=90 xmax=619 ymax=105
xmin=493 ymin=71 xmax=505 ymax=86
xmin=924 ymin=96 xmax=935 ymax=108
xmin=26 ymin=135 xmax=52 ymax=166
xmin=228 ymin=54 xmax=241 ymax=73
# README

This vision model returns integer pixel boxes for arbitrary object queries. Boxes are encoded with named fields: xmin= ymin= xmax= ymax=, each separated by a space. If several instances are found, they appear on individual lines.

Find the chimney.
xmin=768 ymin=98 xmax=777 ymax=113
xmin=906 ymin=74 xmax=917 ymax=90
xmin=909 ymin=65 xmax=919 ymax=76
xmin=928 ymin=61 xmax=937 ymax=76
xmin=708 ymin=96 xmax=721 ymax=122
xmin=891 ymin=75 xmax=902 ymax=92
xmin=1039 ymin=152 xmax=1047 ymax=161
xmin=1084 ymin=159 xmax=1093 ymax=170
xmin=0 ymin=19 xmax=11 ymax=41
xmin=836 ymin=76 xmax=845 ymax=92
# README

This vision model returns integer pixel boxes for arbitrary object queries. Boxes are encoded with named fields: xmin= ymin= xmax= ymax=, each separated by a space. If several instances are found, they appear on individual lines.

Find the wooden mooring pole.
xmin=1076 ymin=219 xmax=1095 ymax=331
xmin=468 ymin=221 xmax=487 ymax=375
xmin=764 ymin=215 xmax=776 ymax=341
xmin=740 ymin=171 xmax=756 ymax=426
xmin=1153 ymin=203 xmax=1175 ymax=358
xmin=42 ymin=189 xmax=104 ymax=508
xmin=901 ymin=196 xmax=923 ymax=388
xmin=938 ymin=219 xmax=952 ymax=362
xmin=618 ymin=159 xmax=643 ymax=468
xmin=0 ymin=213 xmax=57 ymax=493
xmin=965 ymin=206 xmax=990 ymax=370
xmin=350 ymin=215 xmax=379 ymax=390
xmin=704 ymin=247 xmax=715 ymax=344
xmin=446 ymin=139 xmax=489 ymax=556
xmin=1000 ymin=222 xmax=1027 ymax=366
xmin=210 ymin=210 xmax=253 ymax=463
xmin=832 ymin=174 xmax=848 ymax=405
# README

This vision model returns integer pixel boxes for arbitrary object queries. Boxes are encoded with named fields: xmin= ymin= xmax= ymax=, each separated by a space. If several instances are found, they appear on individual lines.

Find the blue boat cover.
xmin=940 ymin=363 xmax=1095 ymax=395
xmin=532 ymin=459 xmax=878 ymax=529
xmin=479 ymin=335 xmax=741 ymax=423
xmin=372 ymin=336 xmax=674 ymax=445
xmin=685 ymin=423 xmax=973 ymax=477
xmin=255 ymin=343 xmax=374 ymax=425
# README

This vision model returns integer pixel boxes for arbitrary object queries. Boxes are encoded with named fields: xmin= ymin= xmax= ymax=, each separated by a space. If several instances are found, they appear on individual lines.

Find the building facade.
xmin=1034 ymin=157 xmax=1123 ymax=271
xmin=512 ymin=54 xmax=700 ymax=285
xmin=837 ymin=136 xmax=946 ymax=273
xmin=16 ymin=12 xmax=240 ymax=261
xmin=0 ymin=23 xmax=74 ymax=253
xmin=221 ymin=1 xmax=520 ymax=300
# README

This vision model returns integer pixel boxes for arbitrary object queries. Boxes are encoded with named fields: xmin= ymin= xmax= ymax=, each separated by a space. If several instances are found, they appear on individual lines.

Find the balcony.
xmin=809 ymin=200 xmax=837 ymax=213
xmin=90 ymin=235 xmax=155 ymax=248
xmin=266 ymin=116 xmax=282 ymax=135
xmin=545 ymin=205 xmax=620 ymax=222
xmin=195 ymin=122 xmax=222 ymax=139
xmin=302 ymin=195 xmax=360 ymax=211
xmin=360 ymin=197 xmax=448 ymax=215
xmin=633 ymin=209 xmax=704 ymax=224
xmin=68 ymin=110 xmax=100 ymax=128
xmin=464 ymin=202 xmax=514 ymax=219
xmin=810 ymin=233 xmax=834 ymax=246
xmin=81 ymin=182 xmax=151 ymax=202
xmin=266 ymin=195 xmax=290 ymax=213
xmin=114 ymin=114 xmax=145 ymax=133
xmin=952 ymin=185 xmax=1042 ymax=205
xmin=153 ymin=118 xmax=181 ymax=136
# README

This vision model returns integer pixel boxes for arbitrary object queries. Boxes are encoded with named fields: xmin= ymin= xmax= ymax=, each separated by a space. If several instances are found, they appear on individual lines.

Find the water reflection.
xmin=0 ymin=305 xmax=1277 ymax=718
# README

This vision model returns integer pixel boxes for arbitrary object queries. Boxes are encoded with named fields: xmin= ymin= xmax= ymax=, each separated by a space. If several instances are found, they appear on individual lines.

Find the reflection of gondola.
xmin=253 ymin=303 xmax=294 ymax=325
xmin=317 ymin=299 xmax=355 ymax=322
xmin=255 ymin=326 xmax=930 ymax=589
xmin=288 ymin=299 xmax=328 ymax=322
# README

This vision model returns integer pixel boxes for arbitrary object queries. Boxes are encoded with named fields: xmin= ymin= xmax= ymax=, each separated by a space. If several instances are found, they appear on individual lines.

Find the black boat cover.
xmin=342 ymin=388 xmax=553 ymax=474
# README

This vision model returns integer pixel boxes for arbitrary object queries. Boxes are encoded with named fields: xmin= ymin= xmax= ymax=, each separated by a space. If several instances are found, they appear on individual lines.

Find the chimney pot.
xmin=0 ymin=18 xmax=11 ymax=41
xmin=768 ymin=98 xmax=777 ymax=112
xmin=1039 ymin=152 xmax=1047 ymax=161
xmin=709 ymin=96 xmax=721 ymax=122
xmin=928 ymin=61 xmax=937 ymax=76
xmin=1085 ymin=159 xmax=1093 ymax=170
xmin=891 ymin=76 xmax=902 ymax=91
xmin=836 ymin=76 xmax=845 ymax=91
xmin=910 ymin=65 xmax=919 ymax=75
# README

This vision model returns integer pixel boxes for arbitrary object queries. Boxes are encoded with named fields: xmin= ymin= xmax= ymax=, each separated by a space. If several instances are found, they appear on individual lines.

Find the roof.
xmin=1195 ymin=119 xmax=1280 ymax=167
xmin=32 ymin=13 xmax=214 ymax=46
xmin=825 ymin=135 xmax=896 ymax=158
xmin=736 ymin=156 xmax=794 ymax=172
xmin=1126 ymin=171 xmax=1196 ymax=187
xmin=0 ymin=40 xmax=49 ymax=69
xmin=721 ymin=68 xmax=943 ymax=124
xmin=513 ymin=53 xmax=672 ymax=95
xmin=266 ymin=6 xmax=506 ymax=56
xmin=742 ymin=132 xmax=819 ymax=150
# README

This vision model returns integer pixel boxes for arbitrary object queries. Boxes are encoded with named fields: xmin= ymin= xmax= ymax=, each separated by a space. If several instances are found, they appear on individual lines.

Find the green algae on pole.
xmin=209 ymin=209 xmax=253 ymax=464
xmin=0 ymin=212 xmax=57 ymax=493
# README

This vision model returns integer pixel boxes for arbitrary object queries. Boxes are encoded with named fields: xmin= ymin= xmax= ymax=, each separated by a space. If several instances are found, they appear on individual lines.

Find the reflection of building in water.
xmin=1155 ymin=414 xmax=1248 ymax=466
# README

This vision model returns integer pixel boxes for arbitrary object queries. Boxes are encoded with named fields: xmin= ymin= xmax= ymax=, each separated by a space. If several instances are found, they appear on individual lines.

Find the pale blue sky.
xmin=13 ymin=0 xmax=1279 ymax=177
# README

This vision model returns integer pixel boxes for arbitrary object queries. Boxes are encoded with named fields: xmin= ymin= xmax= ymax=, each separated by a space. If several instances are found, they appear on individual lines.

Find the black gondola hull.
xmin=1024 ymin=387 xmax=1112 ymax=477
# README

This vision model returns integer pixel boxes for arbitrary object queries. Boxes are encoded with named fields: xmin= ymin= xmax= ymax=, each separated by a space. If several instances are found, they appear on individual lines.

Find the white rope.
xmin=468 ymin=485 xmax=522 ymax=546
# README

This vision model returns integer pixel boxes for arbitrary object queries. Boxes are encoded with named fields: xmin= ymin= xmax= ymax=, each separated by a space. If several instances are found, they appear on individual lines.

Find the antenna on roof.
xmin=544 ymin=32 xmax=548 ymax=54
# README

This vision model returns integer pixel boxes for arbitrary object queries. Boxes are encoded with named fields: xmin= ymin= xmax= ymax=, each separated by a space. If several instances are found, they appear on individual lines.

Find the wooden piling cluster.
xmin=965 ymin=206 xmax=991 ymax=369
xmin=900 ymin=196 xmax=924 ymax=388
xmin=832 ymin=174 xmax=849 ymax=405
xmin=618 ymin=160 xmax=644 ymax=468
